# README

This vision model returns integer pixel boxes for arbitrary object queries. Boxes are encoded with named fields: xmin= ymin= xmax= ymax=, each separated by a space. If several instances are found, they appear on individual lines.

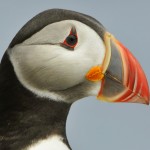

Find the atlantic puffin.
xmin=0 ymin=9 xmax=149 ymax=150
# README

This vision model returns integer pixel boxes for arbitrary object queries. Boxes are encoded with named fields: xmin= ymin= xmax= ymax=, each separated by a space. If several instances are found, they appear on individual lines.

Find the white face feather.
xmin=8 ymin=20 xmax=105 ymax=102
xmin=26 ymin=135 xmax=70 ymax=150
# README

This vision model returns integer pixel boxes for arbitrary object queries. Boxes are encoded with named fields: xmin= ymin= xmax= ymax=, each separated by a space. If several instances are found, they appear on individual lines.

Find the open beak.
xmin=86 ymin=32 xmax=150 ymax=105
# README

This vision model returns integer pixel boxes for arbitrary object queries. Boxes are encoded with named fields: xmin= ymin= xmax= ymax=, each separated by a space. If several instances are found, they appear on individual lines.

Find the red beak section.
xmin=86 ymin=32 xmax=150 ymax=105
xmin=114 ymin=39 xmax=149 ymax=104
xmin=97 ymin=33 xmax=150 ymax=104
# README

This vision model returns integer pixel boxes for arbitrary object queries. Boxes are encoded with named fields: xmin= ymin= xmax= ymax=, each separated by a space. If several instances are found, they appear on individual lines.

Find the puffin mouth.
xmin=86 ymin=32 xmax=150 ymax=105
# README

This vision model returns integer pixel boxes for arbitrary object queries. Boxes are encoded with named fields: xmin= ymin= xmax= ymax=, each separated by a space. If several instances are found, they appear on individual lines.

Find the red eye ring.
xmin=63 ymin=29 xmax=78 ymax=49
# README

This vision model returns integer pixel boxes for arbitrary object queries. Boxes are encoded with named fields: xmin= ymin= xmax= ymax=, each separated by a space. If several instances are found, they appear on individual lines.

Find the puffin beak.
xmin=86 ymin=32 xmax=150 ymax=105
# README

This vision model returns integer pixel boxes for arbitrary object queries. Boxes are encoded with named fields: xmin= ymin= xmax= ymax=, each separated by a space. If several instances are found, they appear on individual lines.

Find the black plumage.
xmin=9 ymin=9 xmax=105 ymax=48
xmin=0 ymin=54 xmax=71 ymax=150
xmin=0 ymin=9 xmax=106 ymax=150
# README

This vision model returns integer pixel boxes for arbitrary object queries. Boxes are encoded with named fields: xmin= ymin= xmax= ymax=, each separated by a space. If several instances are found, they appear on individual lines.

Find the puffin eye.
xmin=66 ymin=35 xmax=77 ymax=46
xmin=63 ymin=29 xmax=78 ymax=50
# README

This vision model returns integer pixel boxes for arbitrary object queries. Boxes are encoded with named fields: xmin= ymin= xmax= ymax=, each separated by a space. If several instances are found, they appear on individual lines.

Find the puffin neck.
xmin=0 ymin=53 xmax=72 ymax=150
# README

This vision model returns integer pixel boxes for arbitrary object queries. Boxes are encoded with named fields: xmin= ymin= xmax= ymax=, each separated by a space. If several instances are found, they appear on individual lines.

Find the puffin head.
xmin=6 ymin=9 xmax=149 ymax=105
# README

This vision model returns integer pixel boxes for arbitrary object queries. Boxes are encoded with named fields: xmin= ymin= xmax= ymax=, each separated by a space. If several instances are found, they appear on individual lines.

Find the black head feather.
xmin=9 ymin=9 xmax=105 ymax=48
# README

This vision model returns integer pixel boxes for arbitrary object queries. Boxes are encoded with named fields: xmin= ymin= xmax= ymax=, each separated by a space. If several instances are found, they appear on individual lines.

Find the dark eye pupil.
xmin=66 ymin=35 xmax=77 ymax=46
